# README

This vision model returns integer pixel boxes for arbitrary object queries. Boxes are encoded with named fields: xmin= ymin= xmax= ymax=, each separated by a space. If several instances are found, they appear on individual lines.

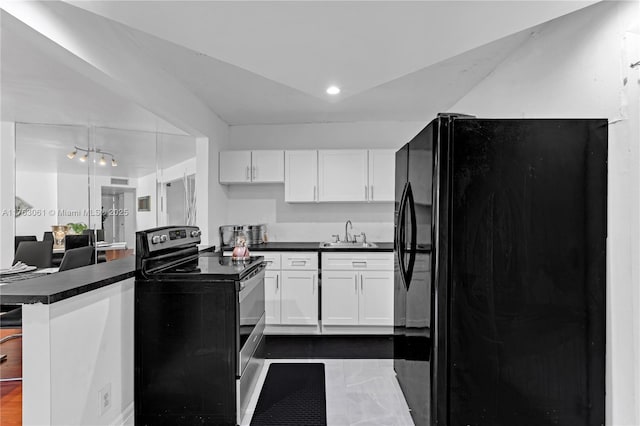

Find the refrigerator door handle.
xmin=405 ymin=183 xmax=417 ymax=285
xmin=396 ymin=183 xmax=410 ymax=290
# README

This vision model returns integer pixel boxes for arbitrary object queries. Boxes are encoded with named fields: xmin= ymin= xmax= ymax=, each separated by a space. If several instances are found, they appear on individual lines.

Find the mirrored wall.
xmin=14 ymin=122 xmax=196 ymax=262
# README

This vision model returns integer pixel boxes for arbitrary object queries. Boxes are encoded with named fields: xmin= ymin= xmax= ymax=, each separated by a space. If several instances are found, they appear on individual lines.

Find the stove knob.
xmin=151 ymin=235 xmax=161 ymax=244
xmin=191 ymin=230 xmax=201 ymax=238
xmin=160 ymin=234 xmax=168 ymax=243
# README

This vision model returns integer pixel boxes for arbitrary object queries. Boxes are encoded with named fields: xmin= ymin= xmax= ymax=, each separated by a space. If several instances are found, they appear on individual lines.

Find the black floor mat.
xmin=250 ymin=363 xmax=327 ymax=426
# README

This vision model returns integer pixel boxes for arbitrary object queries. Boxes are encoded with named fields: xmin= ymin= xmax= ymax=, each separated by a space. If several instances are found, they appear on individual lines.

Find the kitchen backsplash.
xmin=225 ymin=183 xmax=394 ymax=242
xmin=265 ymin=221 xmax=393 ymax=243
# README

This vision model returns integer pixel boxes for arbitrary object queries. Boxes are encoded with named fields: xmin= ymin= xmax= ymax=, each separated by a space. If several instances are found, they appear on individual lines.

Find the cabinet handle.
xmin=276 ymin=274 xmax=279 ymax=291
xmin=252 ymin=165 xmax=256 ymax=180
xmin=365 ymin=185 xmax=368 ymax=200
xmin=370 ymin=185 xmax=374 ymax=200
xmin=246 ymin=166 xmax=250 ymax=180
xmin=313 ymin=275 xmax=316 ymax=295
xmin=355 ymin=274 xmax=358 ymax=293
xmin=313 ymin=185 xmax=317 ymax=201
xmin=361 ymin=274 xmax=364 ymax=292
xmin=352 ymin=261 xmax=367 ymax=267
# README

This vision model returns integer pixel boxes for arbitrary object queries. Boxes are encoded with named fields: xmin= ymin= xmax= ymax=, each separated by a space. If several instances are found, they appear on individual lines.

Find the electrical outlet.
xmin=98 ymin=383 xmax=112 ymax=416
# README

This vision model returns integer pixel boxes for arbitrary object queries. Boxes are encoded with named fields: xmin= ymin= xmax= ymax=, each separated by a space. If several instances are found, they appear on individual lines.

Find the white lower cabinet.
xmin=281 ymin=270 xmax=318 ymax=325
xmin=264 ymin=270 xmax=281 ymax=325
xmin=321 ymin=252 xmax=394 ymax=333
xmin=254 ymin=251 xmax=319 ymax=332
xmin=322 ymin=270 xmax=359 ymax=325
xmin=256 ymin=250 xmax=393 ymax=334
xmin=358 ymin=270 xmax=394 ymax=325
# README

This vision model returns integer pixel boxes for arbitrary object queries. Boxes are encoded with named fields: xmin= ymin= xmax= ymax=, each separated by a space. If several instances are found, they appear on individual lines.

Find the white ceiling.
xmin=1 ymin=1 xmax=598 ymax=131
xmin=15 ymin=122 xmax=196 ymax=178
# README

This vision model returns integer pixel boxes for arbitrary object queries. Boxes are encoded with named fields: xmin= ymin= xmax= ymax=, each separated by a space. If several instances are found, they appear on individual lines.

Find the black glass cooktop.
xmin=159 ymin=253 xmax=264 ymax=280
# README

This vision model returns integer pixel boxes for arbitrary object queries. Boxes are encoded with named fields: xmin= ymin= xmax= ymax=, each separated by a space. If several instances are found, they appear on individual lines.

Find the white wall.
xmin=226 ymin=121 xmax=424 ymax=242
xmin=56 ymin=172 xmax=90 ymax=226
xmin=15 ymin=171 xmax=58 ymax=238
xmin=135 ymin=172 xmax=157 ymax=232
xmin=0 ymin=122 xmax=16 ymax=268
xmin=449 ymin=2 xmax=640 ymax=424
xmin=23 ymin=278 xmax=135 ymax=426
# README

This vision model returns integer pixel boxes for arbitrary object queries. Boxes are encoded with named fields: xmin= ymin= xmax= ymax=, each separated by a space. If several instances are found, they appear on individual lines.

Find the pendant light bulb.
xmin=111 ymin=158 xmax=118 ymax=167
xmin=99 ymin=155 xmax=107 ymax=166
xmin=67 ymin=150 xmax=77 ymax=159
xmin=80 ymin=153 xmax=88 ymax=162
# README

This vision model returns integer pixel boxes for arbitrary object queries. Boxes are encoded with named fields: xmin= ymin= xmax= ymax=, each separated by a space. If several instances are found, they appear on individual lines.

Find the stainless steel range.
xmin=134 ymin=226 xmax=266 ymax=425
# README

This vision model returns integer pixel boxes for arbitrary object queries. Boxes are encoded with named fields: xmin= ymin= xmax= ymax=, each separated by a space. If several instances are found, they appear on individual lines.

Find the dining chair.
xmin=3 ymin=240 xmax=52 ymax=375
xmin=13 ymin=240 xmax=53 ymax=268
xmin=82 ymin=229 xmax=107 ymax=263
xmin=14 ymin=235 xmax=37 ymax=253
xmin=58 ymin=246 xmax=95 ymax=272
xmin=43 ymin=231 xmax=54 ymax=242
xmin=64 ymin=234 xmax=90 ymax=250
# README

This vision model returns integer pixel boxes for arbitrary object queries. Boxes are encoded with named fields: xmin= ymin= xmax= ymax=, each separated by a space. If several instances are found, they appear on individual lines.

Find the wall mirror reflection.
xmin=14 ymin=122 xmax=196 ymax=263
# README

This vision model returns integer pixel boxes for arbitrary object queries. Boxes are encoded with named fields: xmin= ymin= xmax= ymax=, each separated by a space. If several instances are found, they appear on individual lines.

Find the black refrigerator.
xmin=393 ymin=114 xmax=607 ymax=426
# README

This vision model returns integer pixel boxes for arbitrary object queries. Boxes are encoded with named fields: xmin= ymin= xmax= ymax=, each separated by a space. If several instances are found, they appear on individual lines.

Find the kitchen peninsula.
xmin=0 ymin=258 xmax=135 ymax=425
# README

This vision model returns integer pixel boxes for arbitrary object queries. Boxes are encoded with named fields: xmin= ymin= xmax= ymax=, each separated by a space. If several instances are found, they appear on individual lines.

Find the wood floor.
xmin=0 ymin=328 xmax=22 ymax=426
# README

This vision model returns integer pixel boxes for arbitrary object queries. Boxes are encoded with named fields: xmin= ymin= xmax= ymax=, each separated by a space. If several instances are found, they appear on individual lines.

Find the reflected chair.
xmin=64 ymin=234 xmax=90 ymax=250
xmin=82 ymin=229 xmax=107 ymax=263
xmin=14 ymin=235 xmax=37 ymax=253
xmin=59 ymin=246 xmax=95 ymax=272
xmin=2 ymin=240 xmax=51 ymax=377
xmin=13 ymin=240 xmax=53 ymax=268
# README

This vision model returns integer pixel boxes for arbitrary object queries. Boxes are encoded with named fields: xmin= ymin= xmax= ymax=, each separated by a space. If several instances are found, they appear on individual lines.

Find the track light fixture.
xmin=67 ymin=146 xmax=117 ymax=167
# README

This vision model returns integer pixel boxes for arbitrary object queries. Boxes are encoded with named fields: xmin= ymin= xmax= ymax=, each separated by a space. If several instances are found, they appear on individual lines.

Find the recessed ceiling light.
xmin=326 ymin=85 xmax=340 ymax=95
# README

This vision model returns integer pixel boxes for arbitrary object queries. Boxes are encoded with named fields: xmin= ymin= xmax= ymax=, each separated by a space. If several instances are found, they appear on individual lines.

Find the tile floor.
xmin=240 ymin=359 xmax=415 ymax=426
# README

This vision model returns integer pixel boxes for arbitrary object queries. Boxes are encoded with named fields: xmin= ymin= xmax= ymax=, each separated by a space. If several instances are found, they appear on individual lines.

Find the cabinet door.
xmin=368 ymin=149 xmax=395 ymax=202
xmin=252 ymin=150 xmax=284 ymax=183
xmin=359 ymin=270 xmax=394 ymax=325
xmin=322 ymin=270 xmax=359 ymax=325
xmin=318 ymin=150 xmax=368 ymax=202
xmin=264 ymin=270 xmax=281 ymax=325
xmin=280 ymin=270 xmax=318 ymax=325
xmin=219 ymin=151 xmax=252 ymax=183
xmin=285 ymin=150 xmax=318 ymax=202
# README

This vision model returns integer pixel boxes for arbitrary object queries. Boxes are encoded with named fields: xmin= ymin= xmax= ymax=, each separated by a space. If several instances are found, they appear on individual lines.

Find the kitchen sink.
xmin=319 ymin=241 xmax=378 ymax=248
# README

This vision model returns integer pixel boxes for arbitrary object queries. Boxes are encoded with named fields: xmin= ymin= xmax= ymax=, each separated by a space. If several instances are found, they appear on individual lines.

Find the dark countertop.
xmin=0 ymin=257 xmax=135 ymax=305
xmin=0 ymin=242 xmax=399 ymax=305
xmin=223 ymin=241 xmax=394 ymax=252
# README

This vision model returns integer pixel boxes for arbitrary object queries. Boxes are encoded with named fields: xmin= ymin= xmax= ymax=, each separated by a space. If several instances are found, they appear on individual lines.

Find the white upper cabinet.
xmin=222 ymin=148 xmax=396 ymax=202
xmin=252 ymin=150 xmax=284 ymax=183
xmin=219 ymin=151 xmax=252 ymax=183
xmin=219 ymin=150 xmax=284 ymax=183
xmin=285 ymin=150 xmax=318 ymax=202
xmin=318 ymin=150 xmax=368 ymax=202
xmin=368 ymin=149 xmax=395 ymax=202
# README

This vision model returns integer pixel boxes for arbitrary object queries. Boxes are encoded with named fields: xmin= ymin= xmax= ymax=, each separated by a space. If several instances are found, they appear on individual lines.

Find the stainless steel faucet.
xmin=345 ymin=220 xmax=352 ymax=243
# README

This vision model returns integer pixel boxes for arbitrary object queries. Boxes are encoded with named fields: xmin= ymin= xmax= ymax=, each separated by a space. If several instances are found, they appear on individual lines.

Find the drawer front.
xmin=321 ymin=252 xmax=394 ymax=271
xmin=252 ymin=251 xmax=281 ymax=270
xmin=281 ymin=252 xmax=318 ymax=270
